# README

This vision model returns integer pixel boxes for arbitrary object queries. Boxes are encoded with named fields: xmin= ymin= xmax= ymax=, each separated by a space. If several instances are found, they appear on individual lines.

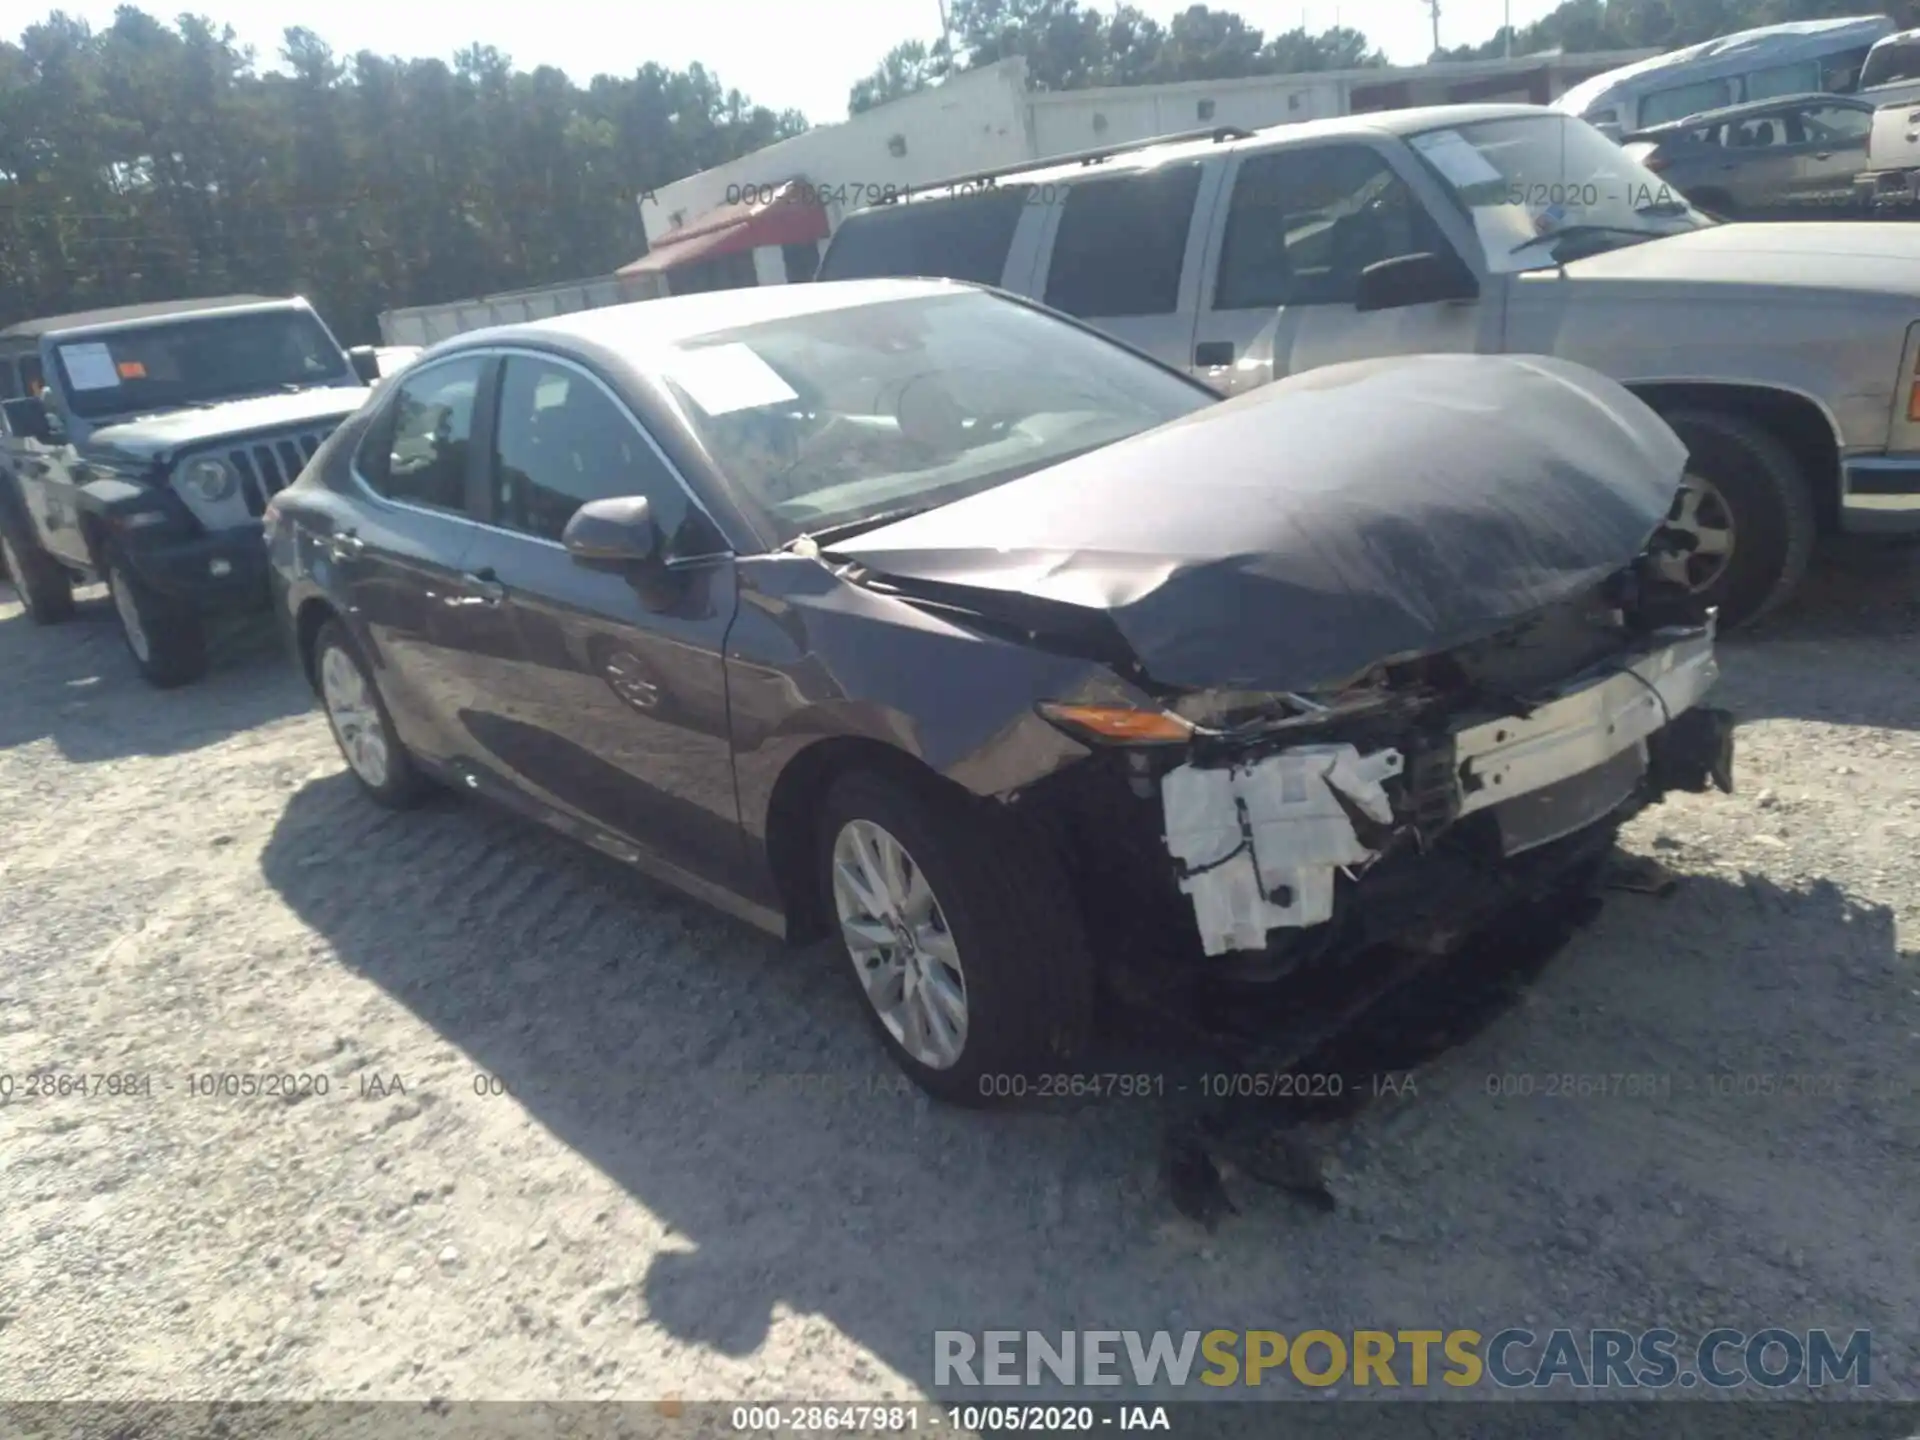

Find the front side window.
xmin=658 ymin=290 xmax=1213 ymax=544
xmin=51 ymin=309 xmax=355 ymax=420
xmin=1043 ymin=165 xmax=1203 ymax=318
xmin=490 ymin=356 xmax=692 ymax=548
xmin=1798 ymin=103 xmax=1873 ymax=142
xmin=360 ymin=357 xmax=484 ymax=515
xmin=818 ymin=187 xmax=1032 ymax=286
xmin=1409 ymin=114 xmax=1713 ymax=275
xmin=1216 ymin=146 xmax=1451 ymax=310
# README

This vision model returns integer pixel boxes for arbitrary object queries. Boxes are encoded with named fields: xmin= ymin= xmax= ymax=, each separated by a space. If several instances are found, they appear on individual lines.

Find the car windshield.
xmin=51 ymin=309 xmax=355 ymax=419
xmin=1407 ymin=113 xmax=1714 ymax=274
xmin=657 ymin=291 xmax=1216 ymax=544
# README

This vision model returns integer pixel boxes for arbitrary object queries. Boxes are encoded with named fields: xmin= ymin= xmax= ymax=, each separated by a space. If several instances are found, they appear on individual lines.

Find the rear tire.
xmin=106 ymin=547 xmax=207 ymax=687
xmin=1660 ymin=409 xmax=1816 ymax=629
xmin=0 ymin=521 xmax=76 ymax=625
xmin=817 ymin=767 xmax=1095 ymax=1106
xmin=313 ymin=619 xmax=430 ymax=808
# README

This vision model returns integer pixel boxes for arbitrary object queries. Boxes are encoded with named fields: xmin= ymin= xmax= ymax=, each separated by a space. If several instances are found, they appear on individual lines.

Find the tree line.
xmin=2 ymin=0 xmax=1909 ymax=343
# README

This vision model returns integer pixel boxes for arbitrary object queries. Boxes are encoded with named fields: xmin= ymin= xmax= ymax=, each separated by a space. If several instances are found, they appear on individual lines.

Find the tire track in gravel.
xmin=5 ymin=553 xmax=1919 ymax=1402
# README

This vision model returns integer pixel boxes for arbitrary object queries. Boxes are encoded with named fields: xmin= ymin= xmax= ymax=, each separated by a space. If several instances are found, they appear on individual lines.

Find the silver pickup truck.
xmin=820 ymin=103 xmax=1920 ymax=626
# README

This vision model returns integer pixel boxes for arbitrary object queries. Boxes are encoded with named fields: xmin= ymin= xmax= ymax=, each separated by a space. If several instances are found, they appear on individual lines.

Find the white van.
xmin=1553 ymin=15 xmax=1893 ymax=139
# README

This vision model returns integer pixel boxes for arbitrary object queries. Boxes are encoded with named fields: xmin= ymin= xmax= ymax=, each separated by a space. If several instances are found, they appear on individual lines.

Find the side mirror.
xmin=345 ymin=346 xmax=382 ymax=385
xmin=1354 ymin=252 xmax=1482 ymax=313
xmin=1 ymin=396 xmax=54 ymax=443
xmin=562 ymin=495 xmax=662 ymax=567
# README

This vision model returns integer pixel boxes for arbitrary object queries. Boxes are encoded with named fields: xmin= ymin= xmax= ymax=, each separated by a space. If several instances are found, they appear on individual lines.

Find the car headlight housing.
xmin=179 ymin=455 xmax=238 ymax=504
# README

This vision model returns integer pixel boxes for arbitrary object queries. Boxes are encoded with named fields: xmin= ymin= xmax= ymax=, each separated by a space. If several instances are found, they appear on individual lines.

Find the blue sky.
xmin=46 ymin=0 xmax=1571 ymax=123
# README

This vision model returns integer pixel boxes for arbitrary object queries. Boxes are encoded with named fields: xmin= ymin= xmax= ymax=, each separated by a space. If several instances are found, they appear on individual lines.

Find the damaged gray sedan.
xmin=268 ymin=278 xmax=1735 ymax=1105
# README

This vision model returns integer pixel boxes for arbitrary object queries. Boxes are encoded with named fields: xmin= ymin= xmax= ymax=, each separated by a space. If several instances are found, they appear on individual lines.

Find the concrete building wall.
xmin=1029 ymin=74 xmax=1344 ymax=156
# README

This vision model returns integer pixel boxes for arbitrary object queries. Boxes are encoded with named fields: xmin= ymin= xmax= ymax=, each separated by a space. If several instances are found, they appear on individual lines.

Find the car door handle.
xmin=459 ymin=569 xmax=506 ymax=604
xmin=327 ymin=529 xmax=365 ymax=561
xmin=1814 ymin=151 xmax=1833 ymax=160
xmin=1194 ymin=341 xmax=1235 ymax=367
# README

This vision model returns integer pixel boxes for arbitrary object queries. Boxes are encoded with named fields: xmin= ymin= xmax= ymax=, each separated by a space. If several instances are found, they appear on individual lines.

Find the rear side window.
xmin=18 ymin=355 xmax=43 ymax=396
xmin=0 ymin=358 xmax=17 ymax=400
xmin=817 ymin=187 xmax=1031 ymax=285
xmin=357 ymin=356 xmax=485 ymax=516
xmin=1639 ymin=79 xmax=1733 ymax=127
xmin=1745 ymin=60 xmax=1821 ymax=104
xmin=1862 ymin=39 xmax=1920 ymax=88
xmin=1043 ymin=164 xmax=1203 ymax=319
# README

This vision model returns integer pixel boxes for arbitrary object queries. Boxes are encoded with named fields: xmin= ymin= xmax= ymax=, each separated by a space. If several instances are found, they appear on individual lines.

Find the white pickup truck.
xmin=1851 ymin=29 xmax=1920 ymax=208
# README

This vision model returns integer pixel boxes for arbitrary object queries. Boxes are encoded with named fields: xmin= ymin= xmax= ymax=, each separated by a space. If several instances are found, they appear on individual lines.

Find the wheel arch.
xmin=1626 ymin=381 xmax=1843 ymax=531
xmin=293 ymin=595 xmax=343 ymax=689
xmin=764 ymin=734 xmax=966 ymax=946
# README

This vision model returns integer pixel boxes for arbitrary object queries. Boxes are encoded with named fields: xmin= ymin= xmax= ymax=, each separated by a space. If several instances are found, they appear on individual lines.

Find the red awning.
xmin=619 ymin=180 xmax=829 ymax=276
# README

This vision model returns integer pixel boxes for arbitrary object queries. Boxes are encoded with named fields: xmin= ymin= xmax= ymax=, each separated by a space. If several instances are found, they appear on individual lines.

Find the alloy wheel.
xmin=1661 ymin=472 xmax=1737 ymax=594
xmin=2 ymin=535 xmax=27 ymax=615
xmin=320 ymin=644 xmax=392 ymax=789
xmin=830 ymin=818 xmax=969 ymax=1070
xmin=109 ymin=564 xmax=151 ymax=662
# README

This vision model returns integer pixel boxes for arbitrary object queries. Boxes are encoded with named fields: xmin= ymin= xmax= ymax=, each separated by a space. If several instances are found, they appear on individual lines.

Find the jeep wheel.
xmin=817 ymin=768 xmax=1094 ymax=1106
xmin=1659 ymin=410 xmax=1816 ymax=629
xmin=106 ymin=549 xmax=207 ymax=687
xmin=314 ymin=619 xmax=429 ymax=807
xmin=1 ymin=524 xmax=76 ymax=624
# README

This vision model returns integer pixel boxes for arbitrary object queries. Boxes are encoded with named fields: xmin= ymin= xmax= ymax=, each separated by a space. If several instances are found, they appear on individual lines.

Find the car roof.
xmin=1626 ymin=89 xmax=1872 ymax=136
xmin=848 ymin=104 xmax=1558 ymax=212
xmin=431 ymin=277 xmax=976 ymax=355
xmin=0 ymin=294 xmax=295 ymax=341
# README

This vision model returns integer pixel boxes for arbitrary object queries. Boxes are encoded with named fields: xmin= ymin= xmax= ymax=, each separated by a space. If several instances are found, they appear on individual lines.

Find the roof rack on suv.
xmin=875 ymin=125 xmax=1256 ymax=204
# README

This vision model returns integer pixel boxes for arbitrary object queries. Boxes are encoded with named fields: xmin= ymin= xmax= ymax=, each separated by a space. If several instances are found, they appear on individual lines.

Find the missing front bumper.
xmin=1161 ymin=630 xmax=1728 ymax=957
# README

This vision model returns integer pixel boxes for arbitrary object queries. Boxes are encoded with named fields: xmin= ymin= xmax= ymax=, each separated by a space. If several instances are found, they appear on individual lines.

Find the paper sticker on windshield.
xmin=1411 ymin=130 xmax=1506 ymax=193
xmin=669 ymin=343 xmax=798 ymax=416
xmin=60 ymin=342 xmax=122 ymax=391
xmin=117 ymin=359 xmax=147 ymax=379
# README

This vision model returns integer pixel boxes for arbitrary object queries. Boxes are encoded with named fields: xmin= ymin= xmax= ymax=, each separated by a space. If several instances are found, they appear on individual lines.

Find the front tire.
xmin=818 ymin=768 xmax=1095 ymax=1106
xmin=1 ymin=522 xmax=76 ymax=624
xmin=313 ymin=619 xmax=429 ymax=808
xmin=1660 ymin=409 xmax=1816 ymax=629
xmin=106 ymin=548 xmax=206 ymax=686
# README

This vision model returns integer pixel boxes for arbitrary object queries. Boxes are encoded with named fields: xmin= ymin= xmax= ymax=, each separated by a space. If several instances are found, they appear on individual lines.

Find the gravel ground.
xmin=1 ymin=543 xmax=1916 ymax=1407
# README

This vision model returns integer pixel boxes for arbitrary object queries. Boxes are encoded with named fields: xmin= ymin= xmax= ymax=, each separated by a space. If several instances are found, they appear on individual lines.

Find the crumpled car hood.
xmin=830 ymin=353 xmax=1688 ymax=694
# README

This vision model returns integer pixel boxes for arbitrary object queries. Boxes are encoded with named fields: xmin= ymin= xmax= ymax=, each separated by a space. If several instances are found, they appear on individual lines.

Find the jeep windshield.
xmin=1407 ymin=113 xmax=1714 ymax=274
xmin=50 ymin=308 xmax=356 ymax=420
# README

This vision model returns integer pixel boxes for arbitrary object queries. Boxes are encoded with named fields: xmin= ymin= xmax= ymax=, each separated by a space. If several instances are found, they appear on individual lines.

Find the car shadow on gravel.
xmin=260 ymin=772 xmax=1916 ymax=1396
xmin=0 ymin=588 xmax=311 ymax=761
xmin=1716 ymin=537 xmax=1920 ymax=731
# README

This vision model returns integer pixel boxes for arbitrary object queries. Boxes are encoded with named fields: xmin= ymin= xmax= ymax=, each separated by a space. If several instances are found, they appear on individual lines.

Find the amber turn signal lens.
xmin=1036 ymin=702 xmax=1194 ymax=744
